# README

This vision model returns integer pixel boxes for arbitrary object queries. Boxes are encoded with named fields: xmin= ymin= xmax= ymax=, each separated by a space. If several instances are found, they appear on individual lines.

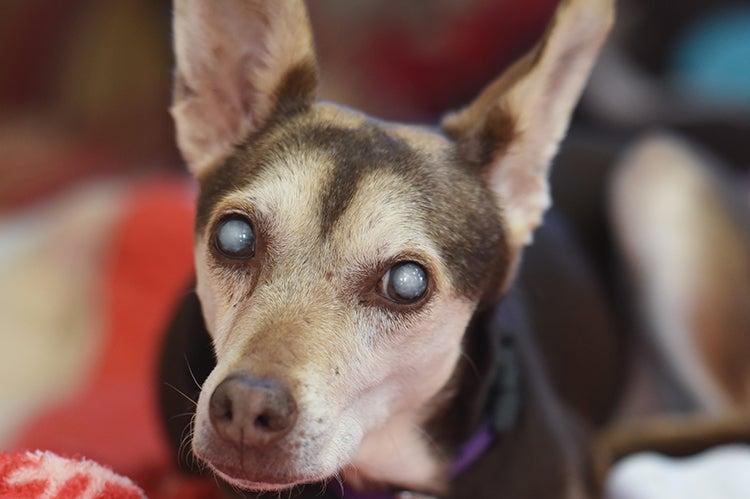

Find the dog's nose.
xmin=209 ymin=374 xmax=297 ymax=447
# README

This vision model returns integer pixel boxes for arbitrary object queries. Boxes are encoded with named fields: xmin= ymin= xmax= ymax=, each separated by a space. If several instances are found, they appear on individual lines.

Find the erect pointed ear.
xmin=171 ymin=0 xmax=318 ymax=177
xmin=443 ymin=0 xmax=613 ymax=253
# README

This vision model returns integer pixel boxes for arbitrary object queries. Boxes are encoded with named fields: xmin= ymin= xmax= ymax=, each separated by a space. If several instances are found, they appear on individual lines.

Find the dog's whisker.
xmin=334 ymin=472 xmax=345 ymax=497
xmin=177 ymin=420 xmax=191 ymax=451
xmin=164 ymin=382 xmax=198 ymax=407
xmin=209 ymin=471 xmax=221 ymax=494
xmin=178 ymin=413 xmax=200 ymax=469
xmin=459 ymin=348 xmax=481 ymax=380
xmin=317 ymin=479 xmax=327 ymax=497
xmin=170 ymin=411 xmax=195 ymax=421
xmin=184 ymin=354 xmax=204 ymax=390
xmin=411 ymin=423 xmax=451 ymax=467
xmin=178 ymin=422 xmax=194 ymax=466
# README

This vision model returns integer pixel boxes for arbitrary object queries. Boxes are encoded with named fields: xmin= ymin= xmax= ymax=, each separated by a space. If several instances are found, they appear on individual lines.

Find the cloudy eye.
xmin=214 ymin=215 xmax=255 ymax=258
xmin=381 ymin=261 xmax=429 ymax=303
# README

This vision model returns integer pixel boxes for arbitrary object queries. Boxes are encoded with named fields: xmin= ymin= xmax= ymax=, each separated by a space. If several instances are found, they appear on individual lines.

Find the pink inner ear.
xmin=171 ymin=0 xmax=317 ymax=176
xmin=171 ymin=27 xmax=259 ymax=173
xmin=479 ymin=0 xmax=612 ymax=252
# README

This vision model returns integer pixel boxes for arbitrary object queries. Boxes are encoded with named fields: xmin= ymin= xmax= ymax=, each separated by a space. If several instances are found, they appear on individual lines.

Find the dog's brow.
xmin=305 ymin=124 xmax=424 ymax=238
xmin=301 ymin=122 xmax=509 ymax=300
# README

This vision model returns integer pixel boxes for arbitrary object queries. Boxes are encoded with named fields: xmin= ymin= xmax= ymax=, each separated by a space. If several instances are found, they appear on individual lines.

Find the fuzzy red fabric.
xmin=11 ymin=177 xmax=217 ymax=499
xmin=0 ymin=451 xmax=145 ymax=498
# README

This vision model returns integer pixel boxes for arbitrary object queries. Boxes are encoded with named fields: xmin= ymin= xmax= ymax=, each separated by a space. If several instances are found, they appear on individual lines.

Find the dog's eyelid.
xmin=207 ymin=193 xmax=264 ymax=224
xmin=210 ymin=204 xmax=257 ymax=224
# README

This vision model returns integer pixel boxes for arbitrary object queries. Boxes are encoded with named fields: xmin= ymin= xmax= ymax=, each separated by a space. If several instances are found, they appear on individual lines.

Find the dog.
xmin=158 ymin=0 xmax=619 ymax=497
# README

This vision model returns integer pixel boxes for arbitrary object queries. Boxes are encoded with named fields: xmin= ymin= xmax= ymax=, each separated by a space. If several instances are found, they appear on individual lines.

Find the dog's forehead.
xmin=197 ymin=103 xmax=508 ymax=299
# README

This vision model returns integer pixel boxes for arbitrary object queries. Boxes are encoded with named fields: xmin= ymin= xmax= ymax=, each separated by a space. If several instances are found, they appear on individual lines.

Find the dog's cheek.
xmin=348 ymin=296 xmax=476 ymax=426
xmin=399 ymin=297 xmax=476 ymax=409
xmin=195 ymin=245 xmax=219 ymax=333
xmin=338 ymin=297 xmax=476 ymax=486
xmin=194 ymin=244 xmax=244 ymax=346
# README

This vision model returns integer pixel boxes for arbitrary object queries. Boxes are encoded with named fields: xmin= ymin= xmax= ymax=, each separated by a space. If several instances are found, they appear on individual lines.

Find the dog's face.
xmin=191 ymin=103 xmax=506 ymax=489
xmin=171 ymin=0 xmax=612 ymax=491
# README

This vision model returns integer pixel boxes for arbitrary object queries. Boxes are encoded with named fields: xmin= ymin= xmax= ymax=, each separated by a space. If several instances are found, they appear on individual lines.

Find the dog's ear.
xmin=442 ymin=0 xmax=613 ymax=253
xmin=171 ymin=0 xmax=317 ymax=177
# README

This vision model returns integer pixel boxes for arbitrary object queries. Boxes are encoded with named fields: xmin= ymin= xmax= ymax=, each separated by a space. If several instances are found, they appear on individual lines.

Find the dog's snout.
xmin=209 ymin=374 xmax=297 ymax=447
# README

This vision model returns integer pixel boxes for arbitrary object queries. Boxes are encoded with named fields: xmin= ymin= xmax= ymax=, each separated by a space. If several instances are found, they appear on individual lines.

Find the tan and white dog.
xmin=159 ymin=0 xmax=617 ymax=497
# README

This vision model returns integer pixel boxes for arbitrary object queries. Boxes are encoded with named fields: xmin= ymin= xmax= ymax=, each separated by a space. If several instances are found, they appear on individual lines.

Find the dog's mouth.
xmin=213 ymin=468 xmax=304 ymax=491
xmin=208 ymin=460 xmax=337 ymax=492
xmin=209 ymin=463 xmax=352 ymax=492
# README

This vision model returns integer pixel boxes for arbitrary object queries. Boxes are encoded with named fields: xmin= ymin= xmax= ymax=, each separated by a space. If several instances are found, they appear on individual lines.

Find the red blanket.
xmin=9 ymin=178 xmax=216 ymax=498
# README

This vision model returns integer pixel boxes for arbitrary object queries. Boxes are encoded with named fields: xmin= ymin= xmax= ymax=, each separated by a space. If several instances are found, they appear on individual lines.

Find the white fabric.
xmin=607 ymin=445 xmax=750 ymax=499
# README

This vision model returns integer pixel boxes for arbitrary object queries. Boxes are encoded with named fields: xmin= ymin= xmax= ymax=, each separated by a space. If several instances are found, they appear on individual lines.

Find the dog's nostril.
xmin=220 ymin=403 xmax=233 ymax=422
xmin=255 ymin=413 xmax=271 ymax=429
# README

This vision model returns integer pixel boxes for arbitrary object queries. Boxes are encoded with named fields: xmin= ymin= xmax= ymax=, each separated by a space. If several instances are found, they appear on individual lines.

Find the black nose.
xmin=209 ymin=374 xmax=297 ymax=447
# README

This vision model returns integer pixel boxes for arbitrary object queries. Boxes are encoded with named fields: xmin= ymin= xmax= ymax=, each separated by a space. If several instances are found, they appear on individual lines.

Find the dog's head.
xmin=171 ymin=0 xmax=612 ymax=491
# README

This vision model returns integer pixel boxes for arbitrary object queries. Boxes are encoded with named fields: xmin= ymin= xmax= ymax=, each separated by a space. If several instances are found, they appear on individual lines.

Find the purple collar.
xmin=334 ymin=422 xmax=495 ymax=499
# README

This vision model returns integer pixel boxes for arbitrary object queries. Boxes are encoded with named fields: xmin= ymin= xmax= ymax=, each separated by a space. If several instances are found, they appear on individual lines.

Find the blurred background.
xmin=0 ymin=0 xmax=748 ymax=497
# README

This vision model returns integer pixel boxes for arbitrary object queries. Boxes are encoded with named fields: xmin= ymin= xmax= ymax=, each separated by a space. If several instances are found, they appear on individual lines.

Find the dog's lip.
xmin=209 ymin=461 xmax=330 ymax=491
xmin=215 ymin=470 xmax=298 ymax=491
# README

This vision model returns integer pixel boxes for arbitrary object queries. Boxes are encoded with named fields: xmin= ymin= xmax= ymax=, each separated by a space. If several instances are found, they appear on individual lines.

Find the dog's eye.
xmin=381 ymin=261 xmax=428 ymax=303
xmin=215 ymin=215 xmax=255 ymax=258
